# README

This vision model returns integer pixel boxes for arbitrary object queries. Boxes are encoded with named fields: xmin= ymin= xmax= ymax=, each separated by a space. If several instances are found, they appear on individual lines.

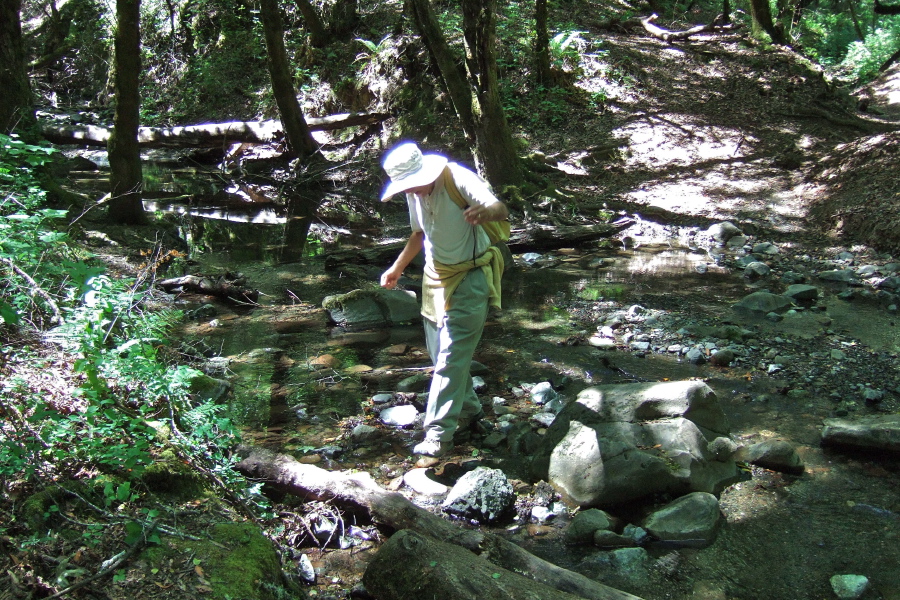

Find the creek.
xmin=75 ymin=159 xmax=900 ymax=600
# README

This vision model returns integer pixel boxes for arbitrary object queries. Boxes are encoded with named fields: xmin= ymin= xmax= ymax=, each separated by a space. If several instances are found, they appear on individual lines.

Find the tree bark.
xmin=406 ymin=0 xmax=478 ymax=145
xmin=40 ymin=113 xmax=391 ymax=148
xmin=329 ymin=0 xmax=358 ymax=37
xmin=461 ymin=0 xmax=525 ymax=189
xmin=259 ymin=0 xmax=319 ymax=160
xmin=748 ymin=0 xmax=784 ymax=43
xmin=534 ymin=0 xmax=551 ymax=85
xmin=233 ymin=446 xmax=643 ymax=600
xmin=293 ymin=0 xmax=328 ymax=47
xmin=0 ymin=0 xmax=35 ymax=135
xmin=364 ymin=529 xmax=591 ymax=600
xmin=107 ymin=0 xmax=146 ymax=225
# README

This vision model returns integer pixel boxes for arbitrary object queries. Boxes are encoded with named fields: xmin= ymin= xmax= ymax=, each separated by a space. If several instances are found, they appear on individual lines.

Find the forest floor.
xmin=3 ymin=16 xmax=900 ymax=600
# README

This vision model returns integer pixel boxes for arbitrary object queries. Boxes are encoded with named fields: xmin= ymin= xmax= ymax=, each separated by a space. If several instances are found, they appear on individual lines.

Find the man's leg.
xmin=421 ymin=269 xmax=488 ymax=444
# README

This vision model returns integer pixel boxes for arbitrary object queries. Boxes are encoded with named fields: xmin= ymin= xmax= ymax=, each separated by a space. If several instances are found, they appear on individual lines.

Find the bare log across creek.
xmin=234 ymin=446 xmax=643 ymax=600
xmin=40 ymin=112 xmax=391 ymax=149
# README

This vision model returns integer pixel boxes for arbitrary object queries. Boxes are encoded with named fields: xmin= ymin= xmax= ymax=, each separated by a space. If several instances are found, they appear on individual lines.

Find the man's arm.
xmin=380 ymin=230 xmax=425 ymax=289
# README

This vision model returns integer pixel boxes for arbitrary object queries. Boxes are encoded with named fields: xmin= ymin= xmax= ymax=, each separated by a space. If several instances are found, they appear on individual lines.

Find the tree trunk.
xmin=107 ymin=0 xmax=146 ymax=225
xmin=364 ymin=530 xmax=591 ymax=600
xmin=233 ymin=446 xmax=643 ymax=600
xmin=461 ymin=0 xmax=525 ymax=189
xmin=293 ymin=0 xmax=328 ymax=47
xmin=259 ymin=0 xmax=319 ymax=160
xmin=534 ymin=0 xmax=551 ymax=85
xmin=0 ymin=0 xmax=35 ymax=135
xmin=748 ymin=0 xmax=784 ymax=43
xmin=329 ymin=0 xmax=358 ymax=37
xmin=406 ymin=0 xmax=478 ymax=145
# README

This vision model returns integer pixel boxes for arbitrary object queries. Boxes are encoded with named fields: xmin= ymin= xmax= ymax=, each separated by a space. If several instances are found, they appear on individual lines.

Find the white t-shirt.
xmin=406 ymin=162 xmax=500 ymax=266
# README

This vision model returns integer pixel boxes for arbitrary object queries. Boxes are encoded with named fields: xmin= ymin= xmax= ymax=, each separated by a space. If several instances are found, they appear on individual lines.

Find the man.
xmin=379 ymin=142 xmax=508 ymax=457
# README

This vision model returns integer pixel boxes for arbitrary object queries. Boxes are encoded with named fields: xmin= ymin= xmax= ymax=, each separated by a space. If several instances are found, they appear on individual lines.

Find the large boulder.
xmin=323 ymin=289 xmax=419 ymax=329
xmin=530 ymin=380 xmax=741 ymax=508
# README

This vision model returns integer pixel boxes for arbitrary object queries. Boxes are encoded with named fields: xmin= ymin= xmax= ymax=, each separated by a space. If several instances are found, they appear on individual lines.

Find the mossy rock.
xmin=139 ymin=450 xmax=209 ymax=500
xmin=142 ymin=522 xmax=303 ymax=600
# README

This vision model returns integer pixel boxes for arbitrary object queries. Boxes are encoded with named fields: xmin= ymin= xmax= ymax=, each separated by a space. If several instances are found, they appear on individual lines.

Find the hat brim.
xmin=380 ymin=154 xmax=448 ymax=201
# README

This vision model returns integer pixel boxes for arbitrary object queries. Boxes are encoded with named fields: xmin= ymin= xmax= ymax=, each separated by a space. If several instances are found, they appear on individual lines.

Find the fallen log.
xmin=639 ymin=13 xmax=731 ymax=41
xmin=322 ymin=220 xmax=634 ymax=269
xmin=157 ymin=275 xmax=259 ymax=304
xmin=41 ymin=112 xmax=392 ymax=149
xmin=363 ymin=529 xmax=587 ymax=600
xmin=234 ymin=446 xmax=642 ymax=600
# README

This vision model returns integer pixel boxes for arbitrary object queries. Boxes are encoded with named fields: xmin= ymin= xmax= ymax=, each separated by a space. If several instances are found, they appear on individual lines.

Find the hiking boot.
xmin=413 ymin=438 xmax=453 ymax=457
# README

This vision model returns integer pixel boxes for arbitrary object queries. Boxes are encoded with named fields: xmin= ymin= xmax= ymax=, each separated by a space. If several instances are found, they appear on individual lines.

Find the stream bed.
xmin=162 ymin=203 xmax=899 ymax=600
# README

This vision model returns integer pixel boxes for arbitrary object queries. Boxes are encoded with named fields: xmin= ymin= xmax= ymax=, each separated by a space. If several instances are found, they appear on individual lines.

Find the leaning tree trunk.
xmin=406 ymin=0 xmax=478 ymax=146
xmin=259 ymin=0 xmax=318 ymax=160
xmin=293 ymin=0 xmax=328 ymax=47
xmin=107 ymin=0 xmax=146 ymax=225
xmin=461 ymin=0 xmax=525 ymax=189
xmin=0 ymin=0 xmax=35 ymax=135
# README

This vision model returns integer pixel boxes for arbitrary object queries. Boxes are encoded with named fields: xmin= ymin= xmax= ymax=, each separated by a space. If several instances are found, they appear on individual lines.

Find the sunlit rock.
xmin=531 ymin=380 xmax=741 ymax=508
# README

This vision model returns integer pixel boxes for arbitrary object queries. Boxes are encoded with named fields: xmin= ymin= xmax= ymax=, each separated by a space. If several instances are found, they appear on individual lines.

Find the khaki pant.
xmin=422 ymin=268 xmax=488 ymax=442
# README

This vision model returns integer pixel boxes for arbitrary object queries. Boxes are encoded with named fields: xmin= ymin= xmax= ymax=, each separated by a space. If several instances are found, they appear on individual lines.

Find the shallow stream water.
xmin=69 ymin=157 xmax=900 ymax=600
xmin=161 ymin=203 xmax=899 ymax=600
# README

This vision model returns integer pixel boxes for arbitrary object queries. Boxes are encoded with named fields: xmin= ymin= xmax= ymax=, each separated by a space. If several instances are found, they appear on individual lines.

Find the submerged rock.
xmin=821 ymin=414 xmax=900 ymax=453
xmin=642 ymin=492 xmax=722 ymax=548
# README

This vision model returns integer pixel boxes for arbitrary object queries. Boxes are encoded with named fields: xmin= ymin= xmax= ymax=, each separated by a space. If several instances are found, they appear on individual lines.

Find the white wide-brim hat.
xmin=380 ymin=142 xmax=448 ymax=201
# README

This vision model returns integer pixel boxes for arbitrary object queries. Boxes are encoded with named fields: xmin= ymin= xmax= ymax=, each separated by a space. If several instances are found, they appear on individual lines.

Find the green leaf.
xmin=0 ymin=302 xmax=20 ymax=325
xmin=492 ymin=572 xmax=501 ymax=579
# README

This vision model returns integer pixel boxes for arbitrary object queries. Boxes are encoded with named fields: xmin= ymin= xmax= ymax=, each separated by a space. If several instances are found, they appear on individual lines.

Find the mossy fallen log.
xmin=234 ymin=446 xmax=642 ymax=600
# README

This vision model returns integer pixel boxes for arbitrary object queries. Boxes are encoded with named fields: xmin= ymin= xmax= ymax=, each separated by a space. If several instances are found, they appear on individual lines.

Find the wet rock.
xmin=733 ymin=291 xmax=793 ymax=314
xmin=821 ymin=414 xmax=900 ymax=453
xmin=472 ymin=376 xmax=487 ymax=393
xmin=371 ymin=393 xmax=393 ymax=404
xmin=379 ymin=405 xmax=419 ymax=428
xmin=743 ymin=261 xmax=771 ymax=279
xmin=529 ymin=381 xmax=558 ymax=405
xmin=707 ymin=436 xmax=739 ymax=460
xmin=752 ymin=242 xmax=780 ymax=255
xmin=705 ymin=221 xmax=743 ymax=244
xmin=403 ymin=468 xmax=449 ymax=496
xmin=565 ymin=508 xmax=613 ymax=544
xmin=818 ymin=269 xmax=858 ymax=284
xmin=685 ymin=347 xmax=707 ymax=365
xmin=642 ymin=492 xmax=722 ymax=548
xmin=482 ymin=431 xmax=507 ymax=448
xmin=830 ymin=574 xmax=870 ymax=600
xmin=593 ymin=529 xmax=637 ymax=548
xmin=876 ymin=276 xmax=900 ymax=291
xmin=532 ymin=381 xmax=739 ymax=508
xmin=351 ymin=423 xmax=379 ymax=442
xmin=397 ymin=373 xmax=429 ymax=393
xmin=783 ymin=284 xmax=819 ymax=302
xmin=742 ymin=439 xmax=804 ymax=474
xmin=297 ymin=554 xmax=316 ymax=584
xmin=781 ymin=271 xmax=806 ymax=284
xmin=709 ymin=349 xmax=735 ymax=367
xmin=578 ymin=547 xmax=651 ymax=586
xmin=441 ymin=467 xmax=515 ymax=523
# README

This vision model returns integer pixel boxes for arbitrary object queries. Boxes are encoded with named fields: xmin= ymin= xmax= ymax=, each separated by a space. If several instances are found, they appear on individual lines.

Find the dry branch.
xmin=234 ymin=446 xmax=642 ymax=600
xmin=156 ymin=275 xmax=259 ymax=304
